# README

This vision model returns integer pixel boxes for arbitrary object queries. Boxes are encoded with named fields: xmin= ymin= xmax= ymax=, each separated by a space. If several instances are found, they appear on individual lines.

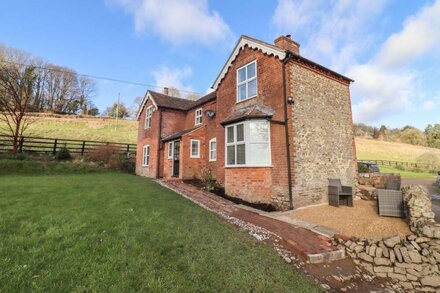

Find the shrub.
xmin=87 ymin=144 xmax=118 ymax=165
xmin=116 ymin=154 xmax=135 ymax=174
xmin=357 ymin=163 xmax=369 ymax=173
xmin=416 ymin=153 xmax=440 ymax=173
xmin=201 ymin=168 xmax=216 ymax=191
xmin=55 ymin=146 xmax=72 ymax=160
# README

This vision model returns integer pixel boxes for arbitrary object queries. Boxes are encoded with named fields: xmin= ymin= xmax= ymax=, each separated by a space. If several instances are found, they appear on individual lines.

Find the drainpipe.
xmin=282 ymin=51 xmax=294 ymax=210
xmin=156 ymin=109 xmax=163 ymax=178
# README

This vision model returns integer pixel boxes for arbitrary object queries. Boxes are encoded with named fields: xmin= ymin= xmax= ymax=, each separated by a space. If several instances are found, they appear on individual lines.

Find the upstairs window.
xmin=237 ymin=61 xmax=257 ymax=102
xmin=195 ymin=108 xmax=203 ymax=125
xmin=209 ymin=138 xmax=217 ymax=162
xmin=145 ymin=106 xmax=153 ymax=129
xmin=190 ymin=139 xmax=200 ymax=158
xmin=225 ymin=120 xmax=270 ymax=167
xmin=142 ymin=145 xmax=150 ymax=166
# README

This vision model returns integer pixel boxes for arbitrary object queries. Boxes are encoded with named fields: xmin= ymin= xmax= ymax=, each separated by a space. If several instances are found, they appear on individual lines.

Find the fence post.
xmin=127 ymin=144 xmax=130 ymax=153
xmin=53 ymin=139 xmax=58 ymax=155
xmin=18 ymin=137 xmax=24 ymax=153
xmin=81 ymin=141 xmax=86 ymax=156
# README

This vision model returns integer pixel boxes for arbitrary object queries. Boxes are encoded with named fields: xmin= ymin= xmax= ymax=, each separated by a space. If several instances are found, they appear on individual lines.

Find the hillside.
xmin=3 ymin=116 xmax=440 ymax=162
xmin=0 ymin=115 xmax=138 ymax=144
xmin=356 ymin=137 xmax=440 ymax=162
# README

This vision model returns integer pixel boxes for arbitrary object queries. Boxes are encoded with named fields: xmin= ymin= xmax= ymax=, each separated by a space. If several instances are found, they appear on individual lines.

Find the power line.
xmin=0 ymin=60 xmax=202 ymax=95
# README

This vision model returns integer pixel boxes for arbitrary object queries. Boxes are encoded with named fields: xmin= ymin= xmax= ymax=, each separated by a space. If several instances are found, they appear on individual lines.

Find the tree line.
xmin=355 ymin=123 xmax=440 ymax=149
xmin=0 ymin=44 xmax=98 ymax=115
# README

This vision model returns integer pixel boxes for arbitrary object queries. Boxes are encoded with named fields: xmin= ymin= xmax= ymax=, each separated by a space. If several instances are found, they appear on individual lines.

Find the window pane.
xmin=227 ymin=146 xmax=235 ymax=165
xmin=191 ymin=141 xmax=198 ymax=156
xmin=250 ymin=121 xmax=268 ymax=142
xmin=227 ymin=126 xmax=234 ymax=143
xmin=236 ymin=124 xmax=244 ymax=142
xmin=248 ymin=144 xmax=270 ymax=166
xmin=248 ymin=79 xmax=257 ymax=97
xmin=237 ymin=144 xmax=246 ymax=164
xmin=238 ymin=67 xmax=246 ymax=82
xmin=247 ymin=62 xmax=256 ymax=79
xmin=238 ymin=84 xmax=246 ymax=101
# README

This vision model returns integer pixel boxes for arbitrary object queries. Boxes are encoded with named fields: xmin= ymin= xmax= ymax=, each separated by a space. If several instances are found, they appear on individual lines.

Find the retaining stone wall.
xmin=334 ymin=185 xmax=440 ymax=292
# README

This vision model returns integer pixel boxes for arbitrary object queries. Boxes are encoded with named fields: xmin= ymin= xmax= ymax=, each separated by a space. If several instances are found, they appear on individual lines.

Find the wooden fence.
xmin=0 ymin=135 xmax=137 ymax=156
xmin=358 ymin=160 xmax=421 ymax=168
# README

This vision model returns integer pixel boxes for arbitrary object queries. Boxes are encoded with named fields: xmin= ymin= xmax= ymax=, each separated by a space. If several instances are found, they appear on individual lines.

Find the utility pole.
xmin=115 ymin=93 xmax=120 ymax=131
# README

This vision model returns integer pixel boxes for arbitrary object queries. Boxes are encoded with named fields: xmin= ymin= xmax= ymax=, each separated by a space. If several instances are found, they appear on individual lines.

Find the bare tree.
xmin=186 ymin=93 xmax=201 ymax=101
xmin=0 ymin=62 xmax=36 ymax=154
xmin=168 ymin=86 xmax=181 ymax=98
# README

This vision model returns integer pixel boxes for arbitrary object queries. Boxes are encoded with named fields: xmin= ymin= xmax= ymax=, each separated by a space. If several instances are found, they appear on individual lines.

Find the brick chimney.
xmin=274 ymin=35 xmax=300 ymax=55
xmin=162 ymin=87 xmax=169 ymax=95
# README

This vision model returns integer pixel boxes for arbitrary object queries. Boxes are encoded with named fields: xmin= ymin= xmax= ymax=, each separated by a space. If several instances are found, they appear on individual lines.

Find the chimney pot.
xmin=163 ymin=87 xmax=169 ymax=95
xmin=274 ymin=35 xmax=300 ymax=55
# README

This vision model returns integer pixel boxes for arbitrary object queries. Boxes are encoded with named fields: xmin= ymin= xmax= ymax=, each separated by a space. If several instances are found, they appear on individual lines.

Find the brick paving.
xmin=158 ymin=179 xmax=344 ymax=263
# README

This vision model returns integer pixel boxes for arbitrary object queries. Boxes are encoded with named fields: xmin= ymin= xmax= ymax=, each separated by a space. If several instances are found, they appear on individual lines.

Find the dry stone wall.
xmin=334 ymin=185 xmax=440 ymax=292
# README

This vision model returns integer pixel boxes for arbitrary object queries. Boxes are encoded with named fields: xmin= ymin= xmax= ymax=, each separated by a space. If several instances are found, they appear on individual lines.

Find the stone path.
xmin=158 ymin=179 xmax=343 ymax=263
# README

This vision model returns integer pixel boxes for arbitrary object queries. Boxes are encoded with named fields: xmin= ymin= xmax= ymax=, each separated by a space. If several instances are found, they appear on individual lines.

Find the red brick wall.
xmin=225 ymin=168 xmax=273 ymax=204
xmin=136 ymin=99 xmax=160 ymax=178
xmin=216 ymin=46 xmax=286 ymax=205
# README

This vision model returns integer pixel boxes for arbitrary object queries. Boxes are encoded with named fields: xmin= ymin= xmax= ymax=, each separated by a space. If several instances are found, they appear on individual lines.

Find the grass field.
xmin=380 ymin=166 xmax=437 ymax=179
xmin=356 ymin=137 xmax=440 ymax=162
xmin=0 ymin=115 xmax=137 ymax=143
xmin=0 ymin=165 xmax=320 ymax=292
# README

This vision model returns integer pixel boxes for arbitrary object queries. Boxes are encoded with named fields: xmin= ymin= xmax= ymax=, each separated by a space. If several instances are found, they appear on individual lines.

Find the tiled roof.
xmin=136 ymin=90 xmax=217 ymax=119
xmin=161 ymin=126 xmax=203 ymax=142
xmin=221 ymin=105 xmax=275 ymax=125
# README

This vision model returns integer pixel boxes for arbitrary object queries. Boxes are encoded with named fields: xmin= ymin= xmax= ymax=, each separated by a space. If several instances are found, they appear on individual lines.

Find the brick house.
xmin=136 ymin=35 xmax=357 ymax=210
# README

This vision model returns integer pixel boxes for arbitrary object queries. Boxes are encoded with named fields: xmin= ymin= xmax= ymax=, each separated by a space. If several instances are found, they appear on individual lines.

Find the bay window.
xmin=225 ymin=120 xmax=270 ymax=167
xmin=237 ymin=61 xmax=257 ymax=102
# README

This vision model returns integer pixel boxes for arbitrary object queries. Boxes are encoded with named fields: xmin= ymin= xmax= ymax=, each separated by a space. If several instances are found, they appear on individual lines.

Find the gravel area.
xmin=289 ymin=200 xmax=411 ymax=239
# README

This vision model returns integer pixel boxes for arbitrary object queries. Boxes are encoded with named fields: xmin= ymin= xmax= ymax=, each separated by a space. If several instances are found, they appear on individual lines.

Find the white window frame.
xmin=195 ymin=108 xmax=203 ymax=125
xmin=236 ymin=60 xmax=258 ymax=103
xmin=225 ymin=120 xmax=271 ymax=167
xmin=190 ymin=139 xmax=200 ymax=158
xmin=209 ymin=138 xmax=217 ymax=162
xmin=167 ymin=141 xmax=174 ymax=160
xmin=144 ymin=106 xmax=153 ymax=129
xmin=142 ymin=145 xmax=150 ymax=166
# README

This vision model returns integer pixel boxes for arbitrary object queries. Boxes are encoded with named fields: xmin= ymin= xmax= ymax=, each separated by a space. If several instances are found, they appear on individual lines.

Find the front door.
xmin=172 ymin=141 xmax=180 ymax=177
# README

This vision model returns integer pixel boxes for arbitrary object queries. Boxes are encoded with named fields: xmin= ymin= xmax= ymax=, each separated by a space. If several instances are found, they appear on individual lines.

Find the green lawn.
xmin=380 ymin=165 xmax=437 ymax=179
xmin=0 ymin=171 xmax=320 ymax=292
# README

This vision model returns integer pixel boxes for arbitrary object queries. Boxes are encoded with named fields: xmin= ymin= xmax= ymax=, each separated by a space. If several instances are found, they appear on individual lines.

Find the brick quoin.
xmin=136 ymin=35 xmax=356 ymax=210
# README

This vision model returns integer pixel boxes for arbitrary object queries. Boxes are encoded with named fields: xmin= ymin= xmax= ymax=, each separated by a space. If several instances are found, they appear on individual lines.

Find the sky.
xmin=0 ymin=0 xmax=439 ymax=129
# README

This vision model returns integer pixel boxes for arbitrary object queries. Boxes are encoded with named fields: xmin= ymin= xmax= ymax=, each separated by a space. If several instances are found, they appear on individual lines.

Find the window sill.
xmin=190 ymin=156 xmax=200 ymax=159
xmin=142 ymin=165 xmax=149 ymax=167
xmin=236 ymin=95 xmax=257 ymax=104
xmin=224 ymin=165 xmax=272 ymax=169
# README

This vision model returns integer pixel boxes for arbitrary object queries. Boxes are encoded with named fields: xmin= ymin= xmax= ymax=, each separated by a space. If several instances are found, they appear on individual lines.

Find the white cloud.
xmin=351 ymin=0 xmax=440 ymax=123
xmin=112 ymin=0 xmax=233 ymax=46
xmin=152 ymin=65 xmax=194 ymax=94
xmin=377 ymin=0 xmax=440 ymax=69
xmin=350 ymin=64 xmax=415 ymax=122
xmin=272 ymin=0 xmax=390 ymax=71
xmin=272 ymin=0 xmax=440 ymax=124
